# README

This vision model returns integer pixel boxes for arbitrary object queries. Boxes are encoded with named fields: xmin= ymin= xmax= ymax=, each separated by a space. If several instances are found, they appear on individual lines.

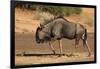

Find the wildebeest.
xmin=35 ymin=16 xmax=91 ymax=56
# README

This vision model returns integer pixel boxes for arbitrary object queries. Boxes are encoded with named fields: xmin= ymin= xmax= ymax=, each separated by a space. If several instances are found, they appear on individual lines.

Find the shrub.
xmin=35 ymin=5 xmax=82 ymax=16
xmin=15 ymin=3 xmax=82 ymax=16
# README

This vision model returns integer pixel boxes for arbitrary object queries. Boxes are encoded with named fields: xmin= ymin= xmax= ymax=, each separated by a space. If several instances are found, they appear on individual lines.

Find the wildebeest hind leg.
xmin=75 ymin=38 xmax=80 ymax=48
xmin=82 ymin=37 xmax=91 ymax=56
xmin=84 ymin=40 xmax=91 ymax=56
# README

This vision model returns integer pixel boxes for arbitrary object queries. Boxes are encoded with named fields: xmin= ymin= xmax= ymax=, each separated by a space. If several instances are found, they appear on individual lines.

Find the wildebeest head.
xmin=35 ymin=26 xmax=51 ymax=43
xmin=36 ymin=26 xmax=42 ymax=43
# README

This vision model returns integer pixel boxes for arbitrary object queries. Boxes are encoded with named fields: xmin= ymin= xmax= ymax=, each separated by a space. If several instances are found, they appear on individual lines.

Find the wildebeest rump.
xmin=35 ymin=16 xmax=91 ymax=56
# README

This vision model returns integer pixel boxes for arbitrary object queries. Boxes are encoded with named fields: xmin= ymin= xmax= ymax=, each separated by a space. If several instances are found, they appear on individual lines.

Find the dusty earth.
xmin=15 ymin=33 xmax=95 ymax=65
xmin=15 ymin=8 xmax=95 ymax=66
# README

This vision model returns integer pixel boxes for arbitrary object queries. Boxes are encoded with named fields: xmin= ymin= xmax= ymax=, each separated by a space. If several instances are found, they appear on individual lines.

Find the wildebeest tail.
xmin=83 ymin=29 xmax=87 ymax=47
xmin=84 ymin=29 xmax=87 ymax=40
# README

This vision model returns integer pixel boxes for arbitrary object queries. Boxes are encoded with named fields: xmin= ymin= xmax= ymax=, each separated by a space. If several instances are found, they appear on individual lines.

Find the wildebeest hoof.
xmin=62 ymin=53 xmax=66 ymax=56
xmin=87 ymin=53 xmax=91 ymax=57
xmin=57 ymin=53 xmax=65 ymax=57
xmin=52 ymin=50 xmax=56 ymax=54
xmin=58 ymin=55 xmax=62 ymax=57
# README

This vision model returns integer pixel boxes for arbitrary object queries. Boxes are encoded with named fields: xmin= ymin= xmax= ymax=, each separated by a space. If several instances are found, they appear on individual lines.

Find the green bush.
xmin=15 ymin=3 xmax=82 ymax=16
xmin=35 ymin=5 xmax=82 ymax=16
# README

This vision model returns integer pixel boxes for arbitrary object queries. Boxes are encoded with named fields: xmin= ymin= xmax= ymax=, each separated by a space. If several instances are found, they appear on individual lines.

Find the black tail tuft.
xmin=84 ymin=29 xmax=87 ymax=40
xmin=83 ymin=29 xmax=87 ymax=47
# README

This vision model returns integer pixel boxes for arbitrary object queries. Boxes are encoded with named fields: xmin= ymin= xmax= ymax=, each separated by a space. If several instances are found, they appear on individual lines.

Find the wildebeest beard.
xmin=35 ymin=26 xmax=52 ymax=43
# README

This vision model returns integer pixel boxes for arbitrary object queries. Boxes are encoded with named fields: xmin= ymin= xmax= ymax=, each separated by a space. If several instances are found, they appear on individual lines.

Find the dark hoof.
xmin=87 ymin=53 xmax=91 ymax=57
xmin=53 ymin=51 xmax=56 ymax=54
xmin=62 ymin=54 xmax=66 ymax=56
xmin=58 ymin=55 xmax=62 ymax=57
xmin=58 ymin=53 xmax=65 ymax=57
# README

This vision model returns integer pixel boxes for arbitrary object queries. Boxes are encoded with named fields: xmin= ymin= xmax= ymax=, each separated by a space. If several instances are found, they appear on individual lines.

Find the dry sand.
xmin=15 ymin=33 xmax=95 ymax=65
xmin=15 ymin=53 xmax=94 ymax=65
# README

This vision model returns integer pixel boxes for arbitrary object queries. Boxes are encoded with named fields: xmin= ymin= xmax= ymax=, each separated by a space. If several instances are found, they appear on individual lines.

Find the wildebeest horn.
xmin=39 ymin=23 xmax=44 ymax=29
xmin=38 ymin=24 xmax=41 ymax=28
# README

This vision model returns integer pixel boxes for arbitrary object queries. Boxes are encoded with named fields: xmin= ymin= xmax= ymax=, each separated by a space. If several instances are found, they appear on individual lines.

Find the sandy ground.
xmin=15 ymin=8 xmax=95 ymax=66
xmin=15 ymin=54 xmax=94 ymax=65
xmin=15 ymin=33 xmax=95 ymax=65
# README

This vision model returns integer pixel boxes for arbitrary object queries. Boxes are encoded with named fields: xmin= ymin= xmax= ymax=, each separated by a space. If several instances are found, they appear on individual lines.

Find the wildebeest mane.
xmin=41 ymin=15 xmax=70 ymax=27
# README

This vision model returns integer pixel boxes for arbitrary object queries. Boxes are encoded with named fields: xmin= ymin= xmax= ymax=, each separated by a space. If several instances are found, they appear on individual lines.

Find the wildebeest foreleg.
xmin=58 ymin=40 xmax=63 ymax=55
xmin=49 ymin=41 xmax=56 ymax=54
